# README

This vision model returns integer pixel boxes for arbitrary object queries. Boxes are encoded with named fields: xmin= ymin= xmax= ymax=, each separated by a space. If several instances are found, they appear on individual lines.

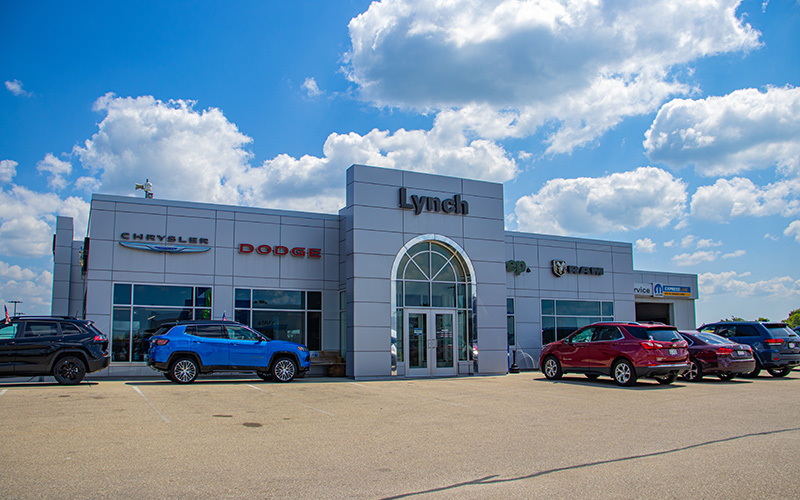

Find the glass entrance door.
xmin=405 ymin=309 xmax=457 ymax=377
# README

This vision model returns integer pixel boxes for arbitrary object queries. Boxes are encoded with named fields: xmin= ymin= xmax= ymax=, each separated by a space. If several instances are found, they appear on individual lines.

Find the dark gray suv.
xmin=698 ymin=321 xmax=800 ymax=377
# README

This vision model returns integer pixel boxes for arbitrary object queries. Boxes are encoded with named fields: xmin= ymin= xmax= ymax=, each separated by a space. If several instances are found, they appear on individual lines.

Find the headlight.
xmin=297 ymin=345 xmax=308 ymax=352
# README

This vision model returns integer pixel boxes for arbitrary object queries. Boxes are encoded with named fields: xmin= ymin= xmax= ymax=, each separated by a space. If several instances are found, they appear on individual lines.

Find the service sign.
xmin=653 ymin=283 xmax=692 ymax=297
xmin=634 ymin=283 xmax=653 ymax=296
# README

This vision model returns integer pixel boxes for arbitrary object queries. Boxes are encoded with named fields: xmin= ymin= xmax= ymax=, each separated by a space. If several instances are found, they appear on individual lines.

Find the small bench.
xmin=310 ymin=350 xmax=346 ymax=377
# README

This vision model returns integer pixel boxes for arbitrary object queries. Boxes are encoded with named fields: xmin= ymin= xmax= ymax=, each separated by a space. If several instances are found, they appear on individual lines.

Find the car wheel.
xmin=682 ymin=359 xmax=703 ymax=382
xmin=718 ymin=372 xmax=736 ymax=381
xmin=612 ymin=359 xmax=637 ymax=386
xmin=542 ymin=356 xmax=562 ymax=380
xmin=256 ymin=371 xmax=272 ymax=381
xmin=163 ymin=372 xmax=176 ymax=382
xmin=767 ymin=367 xmax=792 ymax=378
xmin=53 ymin=356 xmax=86 ymax=385
xmin=655 ymin=373 xmax=677 ymax=385
xmin=170 ymin=358 xmax=198 ymax=384
xmin=271 ymin=357 xmax=297 ymax=383
xmin=741 ymin=362 xmax=761 ymax=378
xmin=585 ymin=373 xmax=600 ymax=380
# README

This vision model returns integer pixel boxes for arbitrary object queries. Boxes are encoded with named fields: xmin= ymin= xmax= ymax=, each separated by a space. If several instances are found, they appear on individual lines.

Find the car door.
xmin=225 ymin=325 xmax=271 ymax=369
xmin=12 ymin=321 xmax=63 ymax=375
xmin=0 ymin=322 xmax=20 ymax=374
xmin=185 ymin=325 xmax=229 ymax=367
xmin=557 ymin=327 xmax=594 ymax=369
xmin=586 ymin=326 xmax=623 ymax=371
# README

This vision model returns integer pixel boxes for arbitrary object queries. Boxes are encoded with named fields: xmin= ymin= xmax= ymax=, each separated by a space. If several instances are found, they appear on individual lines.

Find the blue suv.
xmin=698 ymin=321 xmax=800 ymax=377
xmin=146 ymin=320 xmax=310 ymax=383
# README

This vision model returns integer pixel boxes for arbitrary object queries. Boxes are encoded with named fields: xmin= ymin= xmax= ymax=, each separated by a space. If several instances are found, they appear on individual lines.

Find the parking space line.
xmin=0 ymin=389 xmax=6 ymax=397
xmin=246 ymin=384 xmax=335 ymax=416
xmin=132 ymin=386 xmax=171 ymax=423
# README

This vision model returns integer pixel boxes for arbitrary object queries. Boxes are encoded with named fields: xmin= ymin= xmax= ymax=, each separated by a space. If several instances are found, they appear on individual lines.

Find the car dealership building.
xmin=51 ymin=164 xmax=698 ymax=379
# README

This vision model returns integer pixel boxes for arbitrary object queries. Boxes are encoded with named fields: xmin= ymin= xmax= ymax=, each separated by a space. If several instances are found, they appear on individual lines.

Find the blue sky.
xmin=1 ymin=0 xmax=798 ymax=324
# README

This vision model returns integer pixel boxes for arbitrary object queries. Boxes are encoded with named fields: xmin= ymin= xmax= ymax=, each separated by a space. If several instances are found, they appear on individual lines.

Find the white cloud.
xmin=785 ymin=220 xmax=800 ymax=243
xmin=699 ymin=271 xmax=800 ymax=298
xmin=697 ymin=238 xmax=722 ymax=249
xmin=691 ymin=177 xmax=800 ymax=222
xmin=722 ymin=249 xmax=746 ymax=259
xmin=5 ymin=79 xmax=32 ymax=97
xmin=672 ymin=250 xmax=719 ymax=266
xmin=73 ymin=94 xmax=518 ymax=214
xmin=664 ymin=240 xmax=676 ymax=248
xmin=634 ymin=238 xmax=656 ymax=253
xmin=681 ymin=235 xmax=696 ymax=248
xmin=0 ymin=263 xmax=53 ymax=316
xmin=0 ymin=185 xmax=89 ymax=258
xmin=645 ymin=86 xmax=800 ymax=177
xmin=346 ymin=0 xmax=760 ymax=153
xmin=0 ymin=160 xmax=17 ymax=183
xmin=302 ymin=77 xmax=323 ymax=98
xmin=37 ymin=153 xmax=73 ymax=190
xmin=514 ymin=167 xmax=687 ymax=235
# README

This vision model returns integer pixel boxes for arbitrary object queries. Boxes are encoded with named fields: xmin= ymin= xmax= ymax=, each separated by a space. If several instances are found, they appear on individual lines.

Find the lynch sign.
xmin=399 ymin=188 xmax=469 ymax=215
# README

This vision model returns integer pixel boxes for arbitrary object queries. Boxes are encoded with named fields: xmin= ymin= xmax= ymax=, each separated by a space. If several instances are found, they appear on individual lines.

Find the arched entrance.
xmin=390 ymin=235 xmax=476 ymax=377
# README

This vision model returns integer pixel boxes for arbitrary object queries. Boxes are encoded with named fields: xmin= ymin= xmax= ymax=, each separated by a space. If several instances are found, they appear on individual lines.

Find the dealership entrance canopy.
xmin=52 ymin=164 xmax=698 ymax=379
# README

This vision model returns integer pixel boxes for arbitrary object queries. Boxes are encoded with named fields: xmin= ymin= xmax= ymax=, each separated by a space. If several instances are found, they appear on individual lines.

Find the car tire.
xmin=741 ymin=362 xmax=762 ymax=378
xmin=271 ymin=357 xmax=297 ymax=383
xmin=682 ymin=358 xmax=703 ymax=382
xmin=585 ymin=373 xmax=600 ymax=380
xmin=256 ymin=371 xmax=272 ymax=381
xmin=767 ymin=367 xmax=792 ymax=378
xmin=53 ymin=356 xmax=86 ymax=385
xmin=655 ymin=373 xmax=678 ymax=385
xmin=612 ymin=359 xmax=637 ymax=386
xmin=718 ymin=372 xmax=736 ymax=381
xmin=542 ymin=356 xmax=563 ymax=380
xmin=163 ymin=372 xmax=176 ymax=382
xmin=170 ymin=357 xmax=198 ymax=384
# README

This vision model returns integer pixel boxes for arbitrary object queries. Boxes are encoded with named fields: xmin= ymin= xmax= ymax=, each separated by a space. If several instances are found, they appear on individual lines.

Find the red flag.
xmin=4 ymin=305 xmax=9 ymax=324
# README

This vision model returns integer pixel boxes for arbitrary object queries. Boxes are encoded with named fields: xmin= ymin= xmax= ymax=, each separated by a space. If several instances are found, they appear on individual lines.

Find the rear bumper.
xmin=636 ymin=363 xmax=690 ymax=378
xmin=759 ymin=352 xmax=800 ymax=369
xmin=87 ymin=356 xmax=111 ymax=373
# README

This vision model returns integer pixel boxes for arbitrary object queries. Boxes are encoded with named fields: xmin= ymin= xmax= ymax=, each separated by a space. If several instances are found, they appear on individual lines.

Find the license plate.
xmin=736 ymin=350 xmax=747 ymax=357
xmin=669 ymin=348 xmax=677 ymax=355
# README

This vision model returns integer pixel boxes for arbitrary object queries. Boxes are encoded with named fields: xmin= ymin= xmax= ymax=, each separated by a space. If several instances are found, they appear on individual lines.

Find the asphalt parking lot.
xmin=1 ymin=371 xmax=799 ymax=500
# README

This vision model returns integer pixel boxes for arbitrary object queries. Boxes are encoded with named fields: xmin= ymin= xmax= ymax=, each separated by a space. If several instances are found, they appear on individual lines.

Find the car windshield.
xmin=694 ymin=332 xmax=733 ymax=345
xmin=765 ymin=324 xmax=796 ymax=338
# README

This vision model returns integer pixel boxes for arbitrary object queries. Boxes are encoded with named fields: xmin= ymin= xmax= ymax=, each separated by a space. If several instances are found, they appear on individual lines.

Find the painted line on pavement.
xmin=132 ymin=386 xmax=171 ymax=423
xmin=247 ymin=384 xmax=335 ymax=416
xmin=0 ymin=389 xmax=7 ymax=397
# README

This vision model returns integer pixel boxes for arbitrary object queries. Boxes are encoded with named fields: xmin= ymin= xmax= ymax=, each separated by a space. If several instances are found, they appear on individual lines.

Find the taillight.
xmin=716 ymin=347 xmax=733 ymax=355
xmin=764 ymin=338 xmax=783 ymax=346
xmin=640 ymin=341 xmax=664 ymax=350
xmin=93 ymin=335 xmax=105 ymax=341
xmin=153 ymin=338 xmax=169 ymax=346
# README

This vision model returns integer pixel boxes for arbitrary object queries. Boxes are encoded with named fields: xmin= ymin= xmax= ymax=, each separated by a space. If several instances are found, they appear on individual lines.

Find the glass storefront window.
xmin=507 ymin=298 xmax=516 ymax=346
xmin=112 ymin=284 xmax=213 ymax=363
xmin=542 ymin=299 xmax=613 ymax=345
xmin=236 ymin=288 xmax=323 ymax=351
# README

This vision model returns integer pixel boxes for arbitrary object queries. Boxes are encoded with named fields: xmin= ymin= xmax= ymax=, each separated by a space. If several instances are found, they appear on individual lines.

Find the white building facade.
xmin=52 ymin=164 xmax=698 ymax=378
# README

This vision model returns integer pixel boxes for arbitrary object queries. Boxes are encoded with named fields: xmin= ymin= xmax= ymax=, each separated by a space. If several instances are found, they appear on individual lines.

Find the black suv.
xmin=698 ymin=321 xmax=800 ymax=377
xmin=0 ymin=316 xmax=110 ymax=384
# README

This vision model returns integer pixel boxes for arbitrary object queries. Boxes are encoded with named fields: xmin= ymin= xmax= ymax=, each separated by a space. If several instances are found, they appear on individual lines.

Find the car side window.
xmin=22 ymin=322 xmax=60 ymax=337
xmin=187 ymin=325 xmax=226 ymax=339
xmin=0 ymin=323 xmax=18 ymax=340
xmin=592 ymin=326 xmax=622 ymax=342
xmin=715 ymin=326 xmax=733 ymax=338
xmin=735 ymin=325 xmax=759 ymax=337
xmin=60 ymin=323 xmax=83 ymax=336
xmin=570 ymin=329 xmax=593 ymax=343
xmin=225 ymin=325 xmax=261 ymax=341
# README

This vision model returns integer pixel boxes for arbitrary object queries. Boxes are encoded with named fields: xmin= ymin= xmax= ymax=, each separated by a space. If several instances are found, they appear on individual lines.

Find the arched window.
xmin=391 ymin=237 xmax=475 ymax=371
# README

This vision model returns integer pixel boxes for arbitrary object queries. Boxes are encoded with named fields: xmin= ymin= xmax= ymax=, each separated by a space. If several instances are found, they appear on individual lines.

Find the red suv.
xmin=540 ymin=322 xmax=689 ymax=386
